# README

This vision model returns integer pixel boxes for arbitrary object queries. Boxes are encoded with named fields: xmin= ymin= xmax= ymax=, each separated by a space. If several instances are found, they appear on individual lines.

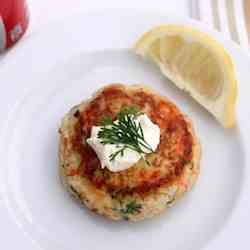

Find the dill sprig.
xmin=112 ymin=201 xmax=142 ymax=220
xmin=98 ymin=106 xmax=153 ymax=162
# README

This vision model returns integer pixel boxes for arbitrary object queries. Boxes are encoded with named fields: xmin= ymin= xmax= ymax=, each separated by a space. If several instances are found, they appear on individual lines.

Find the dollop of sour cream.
xmin=87 ymin=114 xmax=160 ymax=172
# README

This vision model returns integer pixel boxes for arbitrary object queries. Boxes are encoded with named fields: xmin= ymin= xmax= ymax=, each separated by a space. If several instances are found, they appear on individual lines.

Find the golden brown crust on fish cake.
xmin=59 ymin=84 xmax=201 ymax=221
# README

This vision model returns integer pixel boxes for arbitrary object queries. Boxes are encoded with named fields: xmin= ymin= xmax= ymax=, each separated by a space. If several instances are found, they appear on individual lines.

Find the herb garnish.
xmin=112 ymin=201 xmax=142 ymax=220
xmin=97 ymin=106 xmax=153 ymax=162
xmin=99 ymin=116 xmax=113 ymax=126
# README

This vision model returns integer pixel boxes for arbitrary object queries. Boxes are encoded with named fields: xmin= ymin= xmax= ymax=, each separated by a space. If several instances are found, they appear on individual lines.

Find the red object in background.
xmin=0 ymin=0 xmax=29 ymax=50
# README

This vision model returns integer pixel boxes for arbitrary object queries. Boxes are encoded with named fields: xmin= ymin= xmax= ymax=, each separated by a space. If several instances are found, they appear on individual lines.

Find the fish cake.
xmin=59 ymin=84 xmax=201 ymax=221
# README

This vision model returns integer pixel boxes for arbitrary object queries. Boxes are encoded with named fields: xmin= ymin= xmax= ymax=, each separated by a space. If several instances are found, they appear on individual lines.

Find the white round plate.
xmin=0 ymin=9 xmax=250 ymax=250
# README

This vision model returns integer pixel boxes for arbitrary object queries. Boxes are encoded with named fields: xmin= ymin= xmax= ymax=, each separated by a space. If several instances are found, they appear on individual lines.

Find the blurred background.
xmin=1 ymin=0 xmax=250 ymax=51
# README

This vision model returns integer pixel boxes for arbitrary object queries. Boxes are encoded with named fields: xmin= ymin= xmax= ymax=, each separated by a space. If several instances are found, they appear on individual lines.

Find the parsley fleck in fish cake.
xmin=59 ymin=84 xmax=201 ymax=221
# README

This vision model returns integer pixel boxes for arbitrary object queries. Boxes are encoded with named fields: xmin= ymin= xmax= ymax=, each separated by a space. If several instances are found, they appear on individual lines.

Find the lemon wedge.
xmin=134 ymin=25 xmax=237 ymax=128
